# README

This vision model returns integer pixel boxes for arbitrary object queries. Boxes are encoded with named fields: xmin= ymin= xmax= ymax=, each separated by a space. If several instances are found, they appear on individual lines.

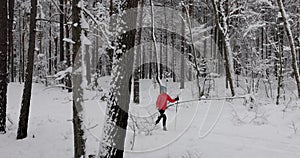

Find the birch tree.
xmin=98 ymin=0 xmax=138 ymax=157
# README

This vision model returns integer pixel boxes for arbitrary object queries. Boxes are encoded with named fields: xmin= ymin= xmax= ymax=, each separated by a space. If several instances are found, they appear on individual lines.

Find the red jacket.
xmin=156 ymin=93 xmax=176 ymax=110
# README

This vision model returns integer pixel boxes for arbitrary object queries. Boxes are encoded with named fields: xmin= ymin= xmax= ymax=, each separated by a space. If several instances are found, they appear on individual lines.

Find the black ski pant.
xmin=155 ymin=109 xmax=166 ymax=126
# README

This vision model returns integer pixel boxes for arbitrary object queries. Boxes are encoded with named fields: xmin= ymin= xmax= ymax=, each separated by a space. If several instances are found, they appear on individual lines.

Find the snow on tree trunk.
xmin=72 ymin=0 xmax=86 ymax=157
xmin=16 ymin=0 xmax=38 ymax=139
xmin=98 ymin=0 xmax=138 ymax=157
xmin=0 ymin=0 xmax=8 ymax=134
xmin=277 ymin=0 xmax=300 ymax=98
xmin=211 ymin=0 xmax=235 ymax=96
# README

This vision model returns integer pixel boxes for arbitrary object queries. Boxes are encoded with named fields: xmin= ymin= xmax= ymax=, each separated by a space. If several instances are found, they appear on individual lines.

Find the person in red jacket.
xmin=155 ymin=86 xmax=179 ymax=131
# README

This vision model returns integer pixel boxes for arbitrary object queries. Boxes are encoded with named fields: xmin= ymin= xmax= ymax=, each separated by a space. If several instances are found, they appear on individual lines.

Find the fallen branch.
xmin=167 ymin=95 xmax=250 ymax=108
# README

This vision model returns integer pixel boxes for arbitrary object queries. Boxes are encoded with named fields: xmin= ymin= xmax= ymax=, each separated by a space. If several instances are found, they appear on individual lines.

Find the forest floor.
xmin=1 ymin=77 xmax=300 ymax=158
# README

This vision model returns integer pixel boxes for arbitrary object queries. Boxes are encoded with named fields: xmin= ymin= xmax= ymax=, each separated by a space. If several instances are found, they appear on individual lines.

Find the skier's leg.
xmin=162 ymin=114 xmax=167 ymax=131
xmin=155 ymin=110 xmax=164 ymax=124
xmin=162 ymin=114 xmax=167 ymax=127
xmin=158 ymin=110 xmax=167 ymax=128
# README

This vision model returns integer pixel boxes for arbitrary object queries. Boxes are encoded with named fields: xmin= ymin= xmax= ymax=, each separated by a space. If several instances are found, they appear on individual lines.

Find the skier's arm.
xmin=166 ymin=94 xmax=177 ymax=103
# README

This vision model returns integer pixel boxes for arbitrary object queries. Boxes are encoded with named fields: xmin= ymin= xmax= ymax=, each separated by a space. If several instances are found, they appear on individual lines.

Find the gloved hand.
xmin=175 ymin=96 xmax=179 ymax=101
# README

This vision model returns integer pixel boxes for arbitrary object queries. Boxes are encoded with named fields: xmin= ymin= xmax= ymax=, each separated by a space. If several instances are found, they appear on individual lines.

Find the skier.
xmin=155 ymin=86 xmax=179 ymax=131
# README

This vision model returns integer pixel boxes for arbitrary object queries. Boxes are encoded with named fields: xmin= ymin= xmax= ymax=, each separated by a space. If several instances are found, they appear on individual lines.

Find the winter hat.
xmin=160 ymin=85 xmax=167 ymax=93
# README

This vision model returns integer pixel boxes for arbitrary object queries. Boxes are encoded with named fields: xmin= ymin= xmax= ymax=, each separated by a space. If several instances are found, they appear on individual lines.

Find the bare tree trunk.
xmin=0 ymin=0 xmax=8 ymax=134
xmin=211 ymin=0 xmax=235 ymax=96
xmin=276 ymin=21 xmax=284 ymax=104
xmin=18 ymin=5 xmax=22 ymax=83
xmin=16 ymin=0 xmax=38 ymax=139
xmin=72 ymin=0 xmax=86 ymax=157
xmin=98 ymin=0 xmax=138 ymax=157
xmin=54 ymin=37 xmax=58 ymax=73
xmin=164 ymin=2 xmax=168 ymax=80
xmin=185 ymin=3 xmax=202 ymax=97
xmin=160 ymin=29 xmax=163 ymax=79
xmin=59 ymin=0 xmax=64 ymax=62
xmin=133 ymin=0 xmax=144 ymax=104
xmin=150 ymin=0 xmax=161 ymax=86
xmin=85 ymin=45 xmax=91 ymax=85
xmin=171 ymin=0 xmax=176 ymax=82
xmin=180 ymin=5 xmax=185 ymax=89
xmin=9 ymin=0 xmax=15 ymax=82
xmin=65 ymin=0 xmax=72 ymax=92
xmin=48 ymin=3 xmax=52 ymax=75
xmin=277 ymin=0 xmax=300 ymax=98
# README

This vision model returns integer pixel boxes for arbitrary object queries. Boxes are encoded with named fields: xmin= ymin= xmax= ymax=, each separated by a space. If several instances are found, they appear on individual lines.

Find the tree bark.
xmin=98 ymin=0 xmax=138 ymax=157
xmin=180 ymin=5 xmax=185 ymax=89
xmin=85 ymin=45 xmax=91 ymax=85
xmin=60 ymin=0 xmax=64 ymax=62
xmin=72 ymin=0 xmax=86 ymax=157
xmin=18 ymin=5 xmax=22 ymax=83
xmin=9 ymin=0 xmax=15 ymax=82
xmin=16 ymin=0 xmax=38 ymax=139
xmin=0 ymin=0 xmax=8 ymax=134
xmin=48 ymin=2 xmax=52 ymax=75
xmin=133 ymin=0 xmax=144 ymax=104
xmin=65 ymin=0 xmax=72 ymax=92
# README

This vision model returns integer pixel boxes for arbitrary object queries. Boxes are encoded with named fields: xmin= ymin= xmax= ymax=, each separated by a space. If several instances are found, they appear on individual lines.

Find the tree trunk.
xmin=60 ymin=0 xmax=64 ymax=62
xmin=18 ymin=5 xmax=22 ymax=83
xmin=164 ymin=2 xmax=168 ymax=80
xmin=9 ymin=0 xmax=15 ymax=82
xmin=277 ymin=0 xmax=300 ymax=98
xmin=98 ymin=0 xmax=138 ymax=157
xmin=180 ymin=5 xmax=185 ymax=89
xmin=185 ymin=3 xmax=202 ymax=97
xmin=16 ymin=0 xmax=38 ymax=139
xmin=54 ymin=37 xmax=58 ymax=73
xmin=48 ymin=3 xmax=52 ymax=75
xmin=0 ymin=0 xmax=8 ymax=134
xmin=171 ymin=0 xmax=176 ymax=82
xmin=72 ymin=0 xmax=86 ymax=157
xmin=21 ymin=11 xmax=25 ymax=82
xmin=150 ymin=0 xmax=161 ymax=86
xmin=211 ymin=0 xmax=235 ymax=96
xmin=65 ymin=0 xmax=72 ymax=92
xmin=133 ymin=0 xmax=144 ymax=104
xmin=85 ymin=45 xmax=91 ymax=85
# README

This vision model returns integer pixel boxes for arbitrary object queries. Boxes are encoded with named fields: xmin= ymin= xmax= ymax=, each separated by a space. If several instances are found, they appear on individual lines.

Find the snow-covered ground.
xmin=1 ymin=77 xmax=300 ymax=158
xmin=0 ymin=83 xmax=73 ymax=158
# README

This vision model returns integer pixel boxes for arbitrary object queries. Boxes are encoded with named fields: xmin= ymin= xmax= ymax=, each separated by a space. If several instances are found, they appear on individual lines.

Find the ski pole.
xmin=174 ymin=100 xmax=178 ymax=130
